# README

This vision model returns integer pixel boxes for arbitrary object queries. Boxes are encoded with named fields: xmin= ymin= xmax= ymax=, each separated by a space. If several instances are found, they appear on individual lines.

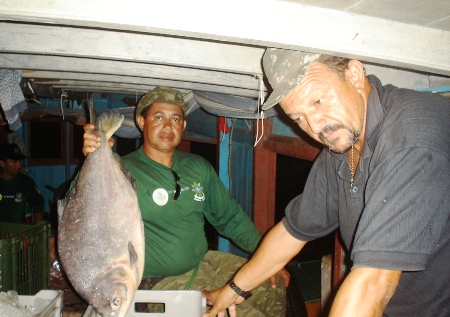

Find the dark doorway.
xmin=275 ymin=154 xmax=334 ymax=261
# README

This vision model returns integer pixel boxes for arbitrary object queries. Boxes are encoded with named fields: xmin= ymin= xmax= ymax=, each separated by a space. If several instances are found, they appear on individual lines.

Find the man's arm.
xmin=202 ymin=221 xmax=306 ymax=317
xmin=329 ymin=267 xmax=401 ymax=317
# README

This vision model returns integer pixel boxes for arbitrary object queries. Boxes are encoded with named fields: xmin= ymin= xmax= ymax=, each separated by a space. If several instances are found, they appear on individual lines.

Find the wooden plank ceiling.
xmin=0 ymin=0 xmax=449 ymax=116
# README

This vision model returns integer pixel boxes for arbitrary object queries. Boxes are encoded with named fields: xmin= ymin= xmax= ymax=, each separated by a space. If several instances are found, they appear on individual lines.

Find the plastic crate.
xmin=83 ymin=290 xmax=207 ymax=317
xmin=18 ymin=289 xmax=63 ymax=317
xmin=0 ymin=221 xmax=51 ymax=295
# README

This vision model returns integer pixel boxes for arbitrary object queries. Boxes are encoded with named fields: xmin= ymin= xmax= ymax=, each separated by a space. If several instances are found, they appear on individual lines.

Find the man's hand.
xmin=270 ymin=267 xmax=290 ymax=288
xmin=201 ymin=285 xmax=243 ymax=317
xmin=202 ymin=222 xmax=305 ymax=317
xmin=82 ymin=123 xmax=114 ymax=156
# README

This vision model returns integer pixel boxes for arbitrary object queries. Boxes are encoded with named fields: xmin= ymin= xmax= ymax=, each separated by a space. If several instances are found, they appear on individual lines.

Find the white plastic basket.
xmin=83 ymin=290 xmax=207 ymax=317
xmin=18 ymin=289 xmax=63 ymax=317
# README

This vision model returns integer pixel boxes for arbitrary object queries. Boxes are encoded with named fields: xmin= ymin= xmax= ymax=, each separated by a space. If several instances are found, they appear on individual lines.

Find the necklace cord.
xmin=350 ymin=146 xmax=354 ymax=188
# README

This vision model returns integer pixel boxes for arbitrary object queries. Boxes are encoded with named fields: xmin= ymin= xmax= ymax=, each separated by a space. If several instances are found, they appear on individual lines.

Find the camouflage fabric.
xmin=139 ymin=250 xmax=286 ymax=316
xmin=262 ymin=48 xmax=324 ymax=110
xmin=135 ymin=86 xmax=189 ymax=121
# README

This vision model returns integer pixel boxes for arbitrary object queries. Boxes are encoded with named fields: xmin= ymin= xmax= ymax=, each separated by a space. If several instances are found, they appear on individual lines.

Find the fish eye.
xmin=111 ymin=297 xmax=121 ymax=309
xmin=314 ymin=99 xmax=322 ymax=106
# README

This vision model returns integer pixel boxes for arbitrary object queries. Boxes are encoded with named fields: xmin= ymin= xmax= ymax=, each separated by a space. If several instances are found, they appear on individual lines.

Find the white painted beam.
xmin=0 ymin=0 xmax=449 ymax=76
xmin=0 ymin=22 xmax=264 ymax=75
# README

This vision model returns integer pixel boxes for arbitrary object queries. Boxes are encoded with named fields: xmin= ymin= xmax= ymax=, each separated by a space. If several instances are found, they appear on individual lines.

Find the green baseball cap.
xmin=135 ymin=86 xmax=189 ymax=122
xmin=262 ymin=48 xmax=323 ymax=110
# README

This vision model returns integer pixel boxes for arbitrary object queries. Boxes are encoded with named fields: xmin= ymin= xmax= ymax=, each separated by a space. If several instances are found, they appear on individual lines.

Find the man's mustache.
xmin=318 ymin=124 xmax=346 ymax=144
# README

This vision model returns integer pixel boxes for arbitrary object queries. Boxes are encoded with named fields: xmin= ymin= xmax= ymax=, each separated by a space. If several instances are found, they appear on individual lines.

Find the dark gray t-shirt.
xmin=283 ymin=75 xmax=450 ymax=316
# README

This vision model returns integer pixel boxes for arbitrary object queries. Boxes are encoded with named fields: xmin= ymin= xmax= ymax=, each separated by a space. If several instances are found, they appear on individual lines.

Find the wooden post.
xmin=332 ymin=231 xmax=345 ymax=289
xmin=252 ymin=118 xmax=276 ymax=234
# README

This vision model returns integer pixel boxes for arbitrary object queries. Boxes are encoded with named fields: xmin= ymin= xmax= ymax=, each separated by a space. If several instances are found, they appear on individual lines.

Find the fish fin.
xmin=113 ymin=152 xmax=138 ymax=191
xmin=128 ymin=241 xmax=138 ymax=266
xmin=127 ymin=170 xmax=138 ymax=192
xmin=57 ymin=197 xmax=68 ymax=223
xmin=96 ymin=110 xmax=124 ymax=140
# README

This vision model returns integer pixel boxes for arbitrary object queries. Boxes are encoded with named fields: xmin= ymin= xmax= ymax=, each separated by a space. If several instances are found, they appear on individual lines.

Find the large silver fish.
xmin=58 ymin=105 xmax=144 ymax=317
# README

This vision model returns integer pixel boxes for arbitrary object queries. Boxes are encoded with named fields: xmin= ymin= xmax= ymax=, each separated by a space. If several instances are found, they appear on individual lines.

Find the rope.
xmin=184 ymin=264 xmax=199 ymax=290
xmin=254 ymin=74 xmax=265 ymax=147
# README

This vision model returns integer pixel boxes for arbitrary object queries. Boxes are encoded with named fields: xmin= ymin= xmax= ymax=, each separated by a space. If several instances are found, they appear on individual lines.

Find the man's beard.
xmin=318 ymin=124 xmax=360 ymax=154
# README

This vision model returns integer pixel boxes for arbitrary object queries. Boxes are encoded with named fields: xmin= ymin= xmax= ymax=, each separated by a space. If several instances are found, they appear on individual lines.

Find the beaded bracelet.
xmin=228 ymin=279 xmax=253 ymax=299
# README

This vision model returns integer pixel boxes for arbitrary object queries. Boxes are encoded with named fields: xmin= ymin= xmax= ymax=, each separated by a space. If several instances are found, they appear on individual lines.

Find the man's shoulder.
xmin=122 ymin=148 xmax=139 ymax=159
xmin=175 ymin=150 xmax=210 ymax=165
xmin=16 ymin=172 xmax=34 ymax=181
xmin=377 ymin=84 xmax=450 ymax=155
xmin=15 ymin=172 xmax=37 ymax=187
xmin=121 ymin=149 xmax=143 ymax=166
xmin=370 ymin=75 xmax=450 ymax=118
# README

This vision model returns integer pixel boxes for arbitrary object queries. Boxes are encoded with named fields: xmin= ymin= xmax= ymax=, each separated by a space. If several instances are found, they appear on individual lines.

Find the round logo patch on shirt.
xmin=15 ymin=192 xmax=23 ymax=203
xmin=152 ymin=188 xmax=169 ymax=206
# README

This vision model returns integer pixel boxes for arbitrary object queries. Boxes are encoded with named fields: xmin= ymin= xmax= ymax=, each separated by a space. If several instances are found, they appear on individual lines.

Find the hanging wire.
xmin=59 ymin=91 xmax=68 ymax=120
xmin=39 ymin=98 xmax=49 ymax=118
xmin=26 ymin=81 xmax=41 ymax=105
xmin=244 ymin=119 xmax=251 ymax=130
xmin=254 ymin=74 xmax=265 ymax=147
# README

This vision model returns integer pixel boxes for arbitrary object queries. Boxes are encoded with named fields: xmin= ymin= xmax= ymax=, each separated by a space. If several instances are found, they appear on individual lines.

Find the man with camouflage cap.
xmin=83 ymin=86 xmax=288 ymax=316
xmin=203 ymin=49 xmax=450 ymax=317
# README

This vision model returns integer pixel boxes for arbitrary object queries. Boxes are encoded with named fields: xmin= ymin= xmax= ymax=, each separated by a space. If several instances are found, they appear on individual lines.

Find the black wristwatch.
xmin=228 ymin=279 xmax=253 ymax=299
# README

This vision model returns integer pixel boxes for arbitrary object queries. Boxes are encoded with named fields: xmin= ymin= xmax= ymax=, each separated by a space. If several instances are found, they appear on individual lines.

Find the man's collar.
xmin=364 ymin=75 xmax=385 ymax=154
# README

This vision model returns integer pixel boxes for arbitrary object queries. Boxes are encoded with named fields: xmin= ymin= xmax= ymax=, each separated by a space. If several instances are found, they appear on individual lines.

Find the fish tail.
xmin=97 ymin=110 xmax=124 ymax=140
xmin=88 ymin=98 xmax=97 ymax=126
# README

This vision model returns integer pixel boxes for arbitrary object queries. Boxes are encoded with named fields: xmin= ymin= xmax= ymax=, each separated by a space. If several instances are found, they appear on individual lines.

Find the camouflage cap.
xmin=135 ymin=86 xmax=188 ymax=122
xmin=262 ymin=48 xmax=323 ymax=110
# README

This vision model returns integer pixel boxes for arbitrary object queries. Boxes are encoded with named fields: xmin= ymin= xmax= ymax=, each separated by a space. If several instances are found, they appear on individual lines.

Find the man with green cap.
xmin=202 ymin=49 xmax=449 ymax=317
xmin=82 ymin=86 xmax=288 ymax=316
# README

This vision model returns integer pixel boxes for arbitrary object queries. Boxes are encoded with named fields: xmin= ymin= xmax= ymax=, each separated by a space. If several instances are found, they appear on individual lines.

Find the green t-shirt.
xmin=122 ymin=148 xmax=261 ymax=278
xmin=0 ymin=173 xmax=44 ymax=223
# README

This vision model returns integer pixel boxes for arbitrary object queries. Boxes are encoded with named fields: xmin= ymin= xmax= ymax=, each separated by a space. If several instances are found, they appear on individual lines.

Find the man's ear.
xmin=346 ymin=60 xmax=366 ymax=92
xmin=0 ymin=160 xmax=5 ymax=169
xmin=137 ymin=116 xmax=145 ymax=131
xmin=183 ymin=119 xmax=187 ymax=132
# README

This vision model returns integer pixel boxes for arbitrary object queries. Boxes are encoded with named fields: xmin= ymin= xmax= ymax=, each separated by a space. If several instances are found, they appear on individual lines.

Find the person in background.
xmin=202 ymin=48 xmax=450 ymax=317
xmin=82 ymin=86 xmax=289 ymax=317
xmin=0 ymin=143 xmax=44 ymax=223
